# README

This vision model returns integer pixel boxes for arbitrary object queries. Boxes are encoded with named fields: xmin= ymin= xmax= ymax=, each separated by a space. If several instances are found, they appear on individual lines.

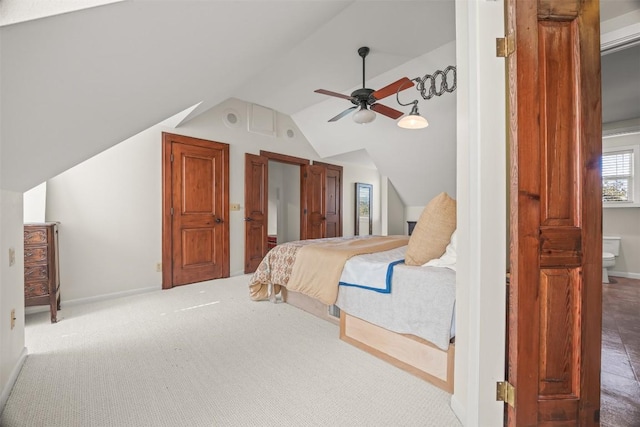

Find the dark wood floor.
xmin=601 ymin=276 xmax=640 ymax=427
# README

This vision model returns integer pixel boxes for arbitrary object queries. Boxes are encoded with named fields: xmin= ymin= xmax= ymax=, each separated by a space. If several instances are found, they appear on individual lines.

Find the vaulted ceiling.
xmin=1 ymin=0 xmax=638 ymax=206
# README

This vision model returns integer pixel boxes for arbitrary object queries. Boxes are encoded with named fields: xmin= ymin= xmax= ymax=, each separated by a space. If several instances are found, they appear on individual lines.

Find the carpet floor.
xmin=1 ymin=275 xmax=461 ymax=427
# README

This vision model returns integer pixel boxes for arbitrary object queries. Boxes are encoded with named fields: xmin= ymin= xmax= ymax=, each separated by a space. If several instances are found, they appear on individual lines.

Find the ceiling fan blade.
xmin=371 ymin=77 xmax=414 ymax=101
xmin=371 ymin=103 xmax=404 ymax=120
xmin=315 ymin=89 xmax=353 ymax=101
xmin=328 ymin=106 xmax=358 ymax=122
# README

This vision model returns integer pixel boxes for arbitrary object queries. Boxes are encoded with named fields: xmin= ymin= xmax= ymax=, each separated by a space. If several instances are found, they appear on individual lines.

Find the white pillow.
xmin=423 ymin=230 xmax=457 ymax=271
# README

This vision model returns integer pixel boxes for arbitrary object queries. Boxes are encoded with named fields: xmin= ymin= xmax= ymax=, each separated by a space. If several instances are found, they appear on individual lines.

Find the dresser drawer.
xmin=24 ymin=222 xmax=59 ymax=323
xmin=25 ymin=265 xmax=48 ymax=282
xmin=25 ymin=281 xmax=50 ymax=298
xmin=24 ymin=246 xmax=48 ymax=263
xmin=24 ymin=228 xmax=48 ymax=245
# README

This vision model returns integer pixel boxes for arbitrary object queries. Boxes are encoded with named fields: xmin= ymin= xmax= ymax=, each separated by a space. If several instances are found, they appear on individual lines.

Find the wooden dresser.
xmin=24 ymin=222 xmax=60 ymax=323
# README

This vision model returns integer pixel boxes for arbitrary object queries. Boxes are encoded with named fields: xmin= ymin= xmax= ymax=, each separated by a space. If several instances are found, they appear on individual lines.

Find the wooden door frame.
xmin=259 ymin=150 xmax=310 ymax=240
xmin=161 ymin=132 xmax=230 ymax=289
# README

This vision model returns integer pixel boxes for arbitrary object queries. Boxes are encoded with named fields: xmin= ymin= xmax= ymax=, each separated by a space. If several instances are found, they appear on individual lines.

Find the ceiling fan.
xmin=314 ymin=46 xmax=414 ymax=124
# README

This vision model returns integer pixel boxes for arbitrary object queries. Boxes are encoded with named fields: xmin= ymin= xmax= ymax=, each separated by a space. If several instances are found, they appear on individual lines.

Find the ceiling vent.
xmin=248 ymin=104 xmax=276 ymax=136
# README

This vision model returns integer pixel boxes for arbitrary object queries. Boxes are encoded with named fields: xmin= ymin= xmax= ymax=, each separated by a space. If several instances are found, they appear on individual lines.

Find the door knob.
xmin=215 ymin=218 xmax=223 ymax=224
xmin=244 ymin=217 xmax=254 ymax=222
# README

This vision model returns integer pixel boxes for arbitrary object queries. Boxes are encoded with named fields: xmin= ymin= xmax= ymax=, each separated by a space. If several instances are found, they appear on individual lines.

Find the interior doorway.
xmin=268 ymin=160 xmax=301 ymax=248
xmin=244 ymin=150 xmax=343 ymax=274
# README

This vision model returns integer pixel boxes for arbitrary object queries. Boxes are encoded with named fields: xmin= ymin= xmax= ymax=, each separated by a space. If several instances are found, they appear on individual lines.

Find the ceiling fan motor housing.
xmin=350 ymin=88 xmax=376 ymax=106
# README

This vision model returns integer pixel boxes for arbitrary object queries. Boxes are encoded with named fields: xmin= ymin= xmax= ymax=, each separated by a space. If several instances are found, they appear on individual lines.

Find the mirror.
xmin=355 ymin=183 xmax=372 ymax=236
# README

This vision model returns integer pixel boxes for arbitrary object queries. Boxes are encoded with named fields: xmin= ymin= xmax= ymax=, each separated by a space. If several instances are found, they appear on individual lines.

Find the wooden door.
xmin=303 ymin=164 xmax=326 ymax=240
xmin=244 ymin=153 xmax=268 ymax=273
xmin=162 ymin=133 xmax=230 ymax=288
xmin=507 ymin=0 xmax=602 ymax=424
xmin=316 ymin=162 xmax=343 ymax=238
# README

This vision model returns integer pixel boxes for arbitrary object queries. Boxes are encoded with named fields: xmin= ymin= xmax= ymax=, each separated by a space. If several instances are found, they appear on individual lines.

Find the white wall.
xmin=283 ymin=164 xmax=300 ymax=242
xmin=452 ymin=1 xmax=506 ymax=426
xmin=386 ymin=180 xmax=405 ymax=236
xmin=603 ymin=131 xmax=640 ymax=278
xmin=0 ymin=30 xmax=27 ymax=413
xmin=23 ymin=183 xmax=46 ymax=223
xmin=45 ymin=125 xmax=162 ymax=303
xmin=0 ymin=190 xmax=27 ymax=412
xmin=41 ymin=98 xmax=384 ymax=303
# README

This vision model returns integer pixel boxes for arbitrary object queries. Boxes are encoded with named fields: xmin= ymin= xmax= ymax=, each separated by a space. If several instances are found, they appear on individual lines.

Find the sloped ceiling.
xmin=1 ymin=0 xmax=457 ymax=206
xmin=1 ymin=0 xmax=638 ymax=206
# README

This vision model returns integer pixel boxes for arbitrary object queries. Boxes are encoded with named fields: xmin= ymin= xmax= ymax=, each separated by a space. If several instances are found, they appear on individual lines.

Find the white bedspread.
xmin=338 ymin=246 xmax=406 ymax=292
xmin=336 ymin=262 xmax=456 ymax=350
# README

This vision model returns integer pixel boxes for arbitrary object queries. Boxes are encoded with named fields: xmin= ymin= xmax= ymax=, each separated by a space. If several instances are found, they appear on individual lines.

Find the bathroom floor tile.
xmin=601 ymin=276 xmax=640 ymax=425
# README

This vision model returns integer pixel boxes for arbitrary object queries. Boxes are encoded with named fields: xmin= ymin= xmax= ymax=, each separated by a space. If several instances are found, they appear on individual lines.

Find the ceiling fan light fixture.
xmin=398 ymin=104 xmax=428 ymax=129
xmin=352 ymin=106 xmax=376 ymax=124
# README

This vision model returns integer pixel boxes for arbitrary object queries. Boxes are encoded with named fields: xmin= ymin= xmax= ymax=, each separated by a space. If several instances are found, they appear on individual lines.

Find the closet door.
xmin=302 ymin=162 xmax=343 ymax=240
xmin=162 ymin=133 xmax=230 ymax=288
xmin=302 ymin=164 xmax=326 ymax=240
xmin=244 ymin=153 xmax=268 ymax=274
xmin=315 ymin=161 xmax=343 ymax=238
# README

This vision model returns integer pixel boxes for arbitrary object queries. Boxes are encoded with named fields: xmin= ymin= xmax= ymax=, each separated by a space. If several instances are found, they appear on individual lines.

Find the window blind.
xmin=602 ymin=149 xmax=633 ymax=203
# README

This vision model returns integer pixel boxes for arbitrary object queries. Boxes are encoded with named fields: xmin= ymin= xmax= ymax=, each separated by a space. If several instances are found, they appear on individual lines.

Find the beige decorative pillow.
xmin=405 ymin=192 xmax=457 ymax=266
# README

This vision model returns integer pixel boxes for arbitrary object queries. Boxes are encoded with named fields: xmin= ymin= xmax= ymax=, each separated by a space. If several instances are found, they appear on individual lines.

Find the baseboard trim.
xmin=609 ymin=271 xmax=640 ymax=280
xmin=450 ymin=395 xmax=466 ymax=426
xmin=26 ymin=286 xmax=159 ymax=315
xmin=64 ymin=286 xmax=159 ymax=307
xmin=0 ymin=346 xmax=28 ymax=414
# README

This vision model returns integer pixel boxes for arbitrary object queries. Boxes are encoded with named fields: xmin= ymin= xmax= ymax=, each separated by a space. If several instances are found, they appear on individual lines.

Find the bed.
xmin=248 ymin=192 xmax=457 ymax=392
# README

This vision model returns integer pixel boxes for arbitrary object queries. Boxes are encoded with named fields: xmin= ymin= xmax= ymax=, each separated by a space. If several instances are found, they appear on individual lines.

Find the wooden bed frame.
xmin=282 ymin=289 xmax=455 ymax=393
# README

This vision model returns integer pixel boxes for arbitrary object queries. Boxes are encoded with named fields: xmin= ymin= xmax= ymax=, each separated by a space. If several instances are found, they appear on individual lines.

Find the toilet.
xmin=602 ymin=236 xmax=621 ymax=283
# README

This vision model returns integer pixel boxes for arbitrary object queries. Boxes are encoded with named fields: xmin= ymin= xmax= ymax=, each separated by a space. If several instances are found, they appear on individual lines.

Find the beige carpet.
xmin=1 ymin=275 xmax=461 ymax=427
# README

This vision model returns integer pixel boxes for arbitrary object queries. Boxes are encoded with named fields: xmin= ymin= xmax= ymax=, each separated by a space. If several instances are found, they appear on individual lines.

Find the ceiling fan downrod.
xmin=358 ymin=46 xmax=370 ymax=89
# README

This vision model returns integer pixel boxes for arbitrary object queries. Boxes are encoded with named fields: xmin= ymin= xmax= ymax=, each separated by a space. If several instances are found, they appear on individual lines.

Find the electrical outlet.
xmin=230 ymin=203 xmax=241 ymax=211
xmin=10 ymin=309 xmax=16 ymax=330
xmin=8 ymin=247 xmax=15 ymax=266
xmin=156 ymin=262 xmax=162 ymax=272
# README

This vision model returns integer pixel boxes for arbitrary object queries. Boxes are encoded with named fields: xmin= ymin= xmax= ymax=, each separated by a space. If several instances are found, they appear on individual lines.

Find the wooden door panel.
xmin=244 ymin=153 xmax=268 ymax=273
xmin=539 ymin=21 xmax=579 ymax=227
xmin=538 ymin=269 xmax=580 ymax=397
xmin=172 ymin=143 xmax=224 ymax=285
xmin=324 ymin=164 xmax=342 ymax=238
xmin=507 ymin=0 xmax=601 ymax=425
xmin=181 ymin=228 xmax=217 ymax=266
xmin=304 ymin=164 xmax=325 ymax=240
xmin=303 ymin=162 xmax=343 ymax=240
xmin=162 ymin=133 xmax=230 ymax=288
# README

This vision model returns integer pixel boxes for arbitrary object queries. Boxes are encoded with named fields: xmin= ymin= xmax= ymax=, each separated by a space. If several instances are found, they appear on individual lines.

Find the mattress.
xmin=335 ymin=246 xmax=456 ymax=350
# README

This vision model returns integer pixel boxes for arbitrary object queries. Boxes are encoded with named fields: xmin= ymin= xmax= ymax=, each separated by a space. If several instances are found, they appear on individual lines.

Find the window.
xmin=602 ymin=144 xmax=640 ymax=207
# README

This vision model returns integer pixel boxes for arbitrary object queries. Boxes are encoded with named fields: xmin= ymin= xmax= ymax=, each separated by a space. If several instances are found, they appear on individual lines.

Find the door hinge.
xmin=170 ymin=207 xmax=174 ymax=215
xmin=496 ymin=381 xmax=515 ymax=407
xmin=170 ymin=153 xmax=174 ymax=162
xmin=496 ymin=34 xmax=515 ymax=58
